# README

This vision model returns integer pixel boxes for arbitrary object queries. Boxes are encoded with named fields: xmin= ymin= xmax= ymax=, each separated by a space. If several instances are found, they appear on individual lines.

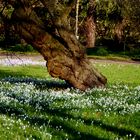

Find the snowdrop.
xmin=0 ymin=77 xmax=140 ymax=116
xmin=0 ymin=58 xmax=46 ymax=66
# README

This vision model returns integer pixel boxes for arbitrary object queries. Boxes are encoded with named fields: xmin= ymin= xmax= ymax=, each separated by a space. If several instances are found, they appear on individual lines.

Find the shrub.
xmin=9 ymin=44 xmax=34 ymax=52
xmin=96 ymin=47 xmax=108 ymax=56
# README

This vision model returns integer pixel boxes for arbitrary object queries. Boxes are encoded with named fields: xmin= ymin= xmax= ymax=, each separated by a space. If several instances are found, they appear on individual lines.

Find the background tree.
xmin=94 ymin=0 xmax=140 ymax=53
xmin=116 ymin=0 xmax=140 ymax=53
xmin=84 ymin=0 xmax=96 ymax=48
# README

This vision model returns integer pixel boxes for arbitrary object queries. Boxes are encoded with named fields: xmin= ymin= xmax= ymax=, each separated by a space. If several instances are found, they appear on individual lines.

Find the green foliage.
xmin=3 ymin=6 xmax=14 ymax=19
xmin=96 ymin=47 xmax=108 ymax=56
xmin=0 ymin=34 xmax=4 ymax=42
xmin=94 ymin=0 xmax=139 ymax=52
xmin=87 ymin=47 xmax=109 ymax=56
xmin=7 ymin=44 xmax=35 ymax=52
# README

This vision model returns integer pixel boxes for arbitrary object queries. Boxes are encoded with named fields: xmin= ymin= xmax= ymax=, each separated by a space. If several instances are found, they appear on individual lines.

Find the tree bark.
xmin=114 ymin=19 xmax=126 ymax=43
xmin=85 ymin=0 xmax=96 ymax=48
xmin=11 ymin=1 xmax=107 ymax=91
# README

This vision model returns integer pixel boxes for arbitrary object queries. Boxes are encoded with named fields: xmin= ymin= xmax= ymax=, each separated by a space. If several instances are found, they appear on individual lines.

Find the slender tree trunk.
xmin=75 ymin=0 xmax=80 ymax=39
xmin=11 ymin=1 xmax=107 ymax=91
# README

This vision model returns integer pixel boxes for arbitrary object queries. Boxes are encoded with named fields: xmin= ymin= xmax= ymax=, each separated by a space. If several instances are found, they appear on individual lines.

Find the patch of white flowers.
xmin=0 ymin=77 xmax=140 ymax=115
xmin=0 ymin=77 xmax=140 ymax=140
xmin=90 ymin=84 xmax=140 ymax=114
xmin=0 ymin=58 xmax=46 ymax=66
xmin=0 ymin=114 xmax=52 ymax=140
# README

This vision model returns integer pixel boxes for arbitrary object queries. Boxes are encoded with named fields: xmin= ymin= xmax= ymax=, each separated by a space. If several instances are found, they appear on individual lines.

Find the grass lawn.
xmin=93 ymin=62 xmax=140 ymax=86
xmin=0 ymin=62 xmax=140 ymax=140
xmin=0 ymin=65 xmax=50 ymax=79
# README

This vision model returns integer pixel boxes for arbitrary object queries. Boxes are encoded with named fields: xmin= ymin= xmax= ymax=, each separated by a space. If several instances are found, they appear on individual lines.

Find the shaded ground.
xmin=0 ymin=52 xmax=140 ymax=65
xmin=0 ymin=52 xmax=44 ymax=61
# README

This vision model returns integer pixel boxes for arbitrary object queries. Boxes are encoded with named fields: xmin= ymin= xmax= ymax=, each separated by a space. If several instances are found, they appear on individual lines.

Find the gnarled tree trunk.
xmin=10 ymin=0 xmax=107 ymax=91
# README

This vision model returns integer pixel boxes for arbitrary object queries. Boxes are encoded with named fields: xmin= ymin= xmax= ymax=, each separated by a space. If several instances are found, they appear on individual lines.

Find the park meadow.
xmin=0 ymin=0 xmax=140 ymax=139
xmin=0 ymin=59 xmax=140 ymax=140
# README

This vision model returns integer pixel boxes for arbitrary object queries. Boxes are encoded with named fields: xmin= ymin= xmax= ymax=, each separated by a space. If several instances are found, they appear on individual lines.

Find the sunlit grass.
xmin=0 ymin=62 xmax=140 ymax=139
xmin=93 ymin=62 xmax=140 ymax=85
xmin=0 ymin=65 xmax=50 ymax=79
xmin=0 ymin=62 xmax=140 ymax=85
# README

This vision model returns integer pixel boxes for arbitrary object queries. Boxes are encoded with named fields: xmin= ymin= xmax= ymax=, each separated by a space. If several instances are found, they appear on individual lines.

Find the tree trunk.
xmin=85 ymin=16 xmax=96 ymax=48
xmin=114 ymin=18 xmax=128 ymax=42
xmin=85 ymin=0 xmax=96 ymax=48
xmin=11 ymin=2 xmax=107 ymax=91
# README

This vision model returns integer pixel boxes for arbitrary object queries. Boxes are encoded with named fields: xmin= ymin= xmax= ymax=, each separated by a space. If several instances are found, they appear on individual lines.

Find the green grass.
xmin=93 ymin=63 xmax=140 ymax=85
xmin=0 ymin=65 xmax=50 ymax=79
xmin=1 ymin=62 xmax=140 ymax=85
xmin=88 ymin=55 xmax=131 ymax=61
xmin=0 ymin=63 xmax=140 ymax=140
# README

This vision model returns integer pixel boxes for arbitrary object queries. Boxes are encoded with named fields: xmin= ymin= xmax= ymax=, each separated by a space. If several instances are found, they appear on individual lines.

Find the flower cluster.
xmin=0 ymin=58 xmax=46 ymax=66
xmin=0 ymin=78 xmax=140 ymax=115
xmin=0 ymin=77 xmax=139 ymax=139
